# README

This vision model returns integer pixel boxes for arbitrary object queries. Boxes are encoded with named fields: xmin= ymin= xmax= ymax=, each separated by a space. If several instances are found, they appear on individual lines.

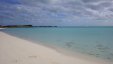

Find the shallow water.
xmin=1 ymin=27 xmax=113 ymax=61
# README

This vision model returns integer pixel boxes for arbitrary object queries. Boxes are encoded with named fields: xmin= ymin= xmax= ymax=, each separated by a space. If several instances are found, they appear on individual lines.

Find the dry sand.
xmin=0 ymin=32 xmax=112 ymax=64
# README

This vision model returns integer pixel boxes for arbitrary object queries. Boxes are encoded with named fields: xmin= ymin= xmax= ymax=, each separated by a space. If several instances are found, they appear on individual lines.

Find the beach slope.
xmin=0 ymin=32 xmax=112 ymax=64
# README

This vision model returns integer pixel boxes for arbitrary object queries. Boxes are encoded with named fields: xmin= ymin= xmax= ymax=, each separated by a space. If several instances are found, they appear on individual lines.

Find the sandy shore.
xmin=0 ymin=32 xmax=112 ymax=64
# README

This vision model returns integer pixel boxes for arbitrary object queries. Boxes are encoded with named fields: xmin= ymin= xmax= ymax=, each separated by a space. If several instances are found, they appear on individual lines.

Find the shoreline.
xmin=0 ymin=28 xmax=5 ymax=29
xmin=0 ymin=32 xmax=112 ymax=64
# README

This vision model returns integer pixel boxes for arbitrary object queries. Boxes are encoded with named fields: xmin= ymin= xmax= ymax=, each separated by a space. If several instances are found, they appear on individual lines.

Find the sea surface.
xmin=1 ymin=27 xmax=113 ymax=61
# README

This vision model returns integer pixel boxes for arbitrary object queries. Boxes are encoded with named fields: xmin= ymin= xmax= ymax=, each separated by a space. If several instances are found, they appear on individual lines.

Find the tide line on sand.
xmin=0 ymin=32 xmax=112 ymax=64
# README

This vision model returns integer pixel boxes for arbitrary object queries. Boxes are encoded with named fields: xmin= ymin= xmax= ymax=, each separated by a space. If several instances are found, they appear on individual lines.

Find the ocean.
xmin=1 ymin=27 xmax=113 ymax=61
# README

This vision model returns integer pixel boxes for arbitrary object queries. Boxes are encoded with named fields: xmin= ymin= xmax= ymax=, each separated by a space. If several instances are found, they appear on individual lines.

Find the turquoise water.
xmin=1 ymin=27 xmax=113 ymax=61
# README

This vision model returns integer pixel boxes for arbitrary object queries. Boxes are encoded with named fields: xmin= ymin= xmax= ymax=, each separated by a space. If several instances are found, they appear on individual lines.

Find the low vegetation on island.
xmin=0 ymin=25 xmax=58 ymax=28
xmin=0 ymin=25 xmax=33 ymax=28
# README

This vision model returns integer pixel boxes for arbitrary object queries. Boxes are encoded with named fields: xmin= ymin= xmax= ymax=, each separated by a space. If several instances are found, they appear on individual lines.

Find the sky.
xmin=0 ymin=0 xmax=113 ymax=26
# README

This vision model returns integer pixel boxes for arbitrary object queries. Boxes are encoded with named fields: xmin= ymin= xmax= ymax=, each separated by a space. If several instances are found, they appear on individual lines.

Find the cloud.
xmin=82 ymin=0 xmax=113 ymax=18
xmin=81 ymin=0 xmax=100 ymax=3
xmin=0 ymin=0 xmax=20 ymax=4
xmin=0 ymin=0 xmax=113 ymax=26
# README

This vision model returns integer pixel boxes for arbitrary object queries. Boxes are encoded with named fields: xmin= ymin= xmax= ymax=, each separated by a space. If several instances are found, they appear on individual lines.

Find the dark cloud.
xmin=36 ymin=0 xmax=49 ymax=3
xmin=85 ymin=4 xmax=101 ymax=10
xmin=81 ymin=0 xmax=100 ymax=3
xmin=0 ymin=0 xmax=20 ymax=4
xmin=99 ymin=2 xmax=112 ymax=7
xmin=19 ymin=0 xmax=50 ymax=6
xmin=84 ymin=1 xmax=113 ymax=10
xmin=109 ymin=8 xmax=113 ymax=12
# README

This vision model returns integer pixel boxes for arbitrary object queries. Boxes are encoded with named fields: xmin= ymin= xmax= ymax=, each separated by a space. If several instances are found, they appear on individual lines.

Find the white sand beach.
xmin=0 ymin=32 xmax=112 ymax=64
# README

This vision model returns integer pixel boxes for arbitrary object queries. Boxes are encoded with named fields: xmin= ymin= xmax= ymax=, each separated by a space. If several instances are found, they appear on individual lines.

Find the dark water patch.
xmin=95 ymin=41 xmax=100 ymax=43
xmin=56 ymin=39 xmax=62 ymax=42
xmin=110 ymin=53 xmax=113 ymax=56
xmin=88 ymin=53 xmax=95 ymax=56
xmin=95 ymin=53 xmax=100 ymax=56
xmin=96 ymin=44 xmax=110 ymax=52
xmin=107 ymin=57 xmax=111 ymax=60
xmin=100 ymin=50 xmax=105 ymax=52
xmin=65 ymin=42 xmax=75 ymax=48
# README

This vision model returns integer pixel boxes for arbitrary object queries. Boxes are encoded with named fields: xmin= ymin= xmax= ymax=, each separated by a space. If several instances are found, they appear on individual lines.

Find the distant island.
xmin=0 ymin=25 xmax=33 ymax=28
xmin=0 ymin=25 xmax=113 ymax=28
xmin=0 ymin=25 xmax=58 ymax=28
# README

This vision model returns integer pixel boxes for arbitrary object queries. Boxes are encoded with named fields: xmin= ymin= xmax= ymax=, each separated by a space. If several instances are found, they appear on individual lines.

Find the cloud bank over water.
xmin=0 ymin=0 xmax=113 ymax=26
